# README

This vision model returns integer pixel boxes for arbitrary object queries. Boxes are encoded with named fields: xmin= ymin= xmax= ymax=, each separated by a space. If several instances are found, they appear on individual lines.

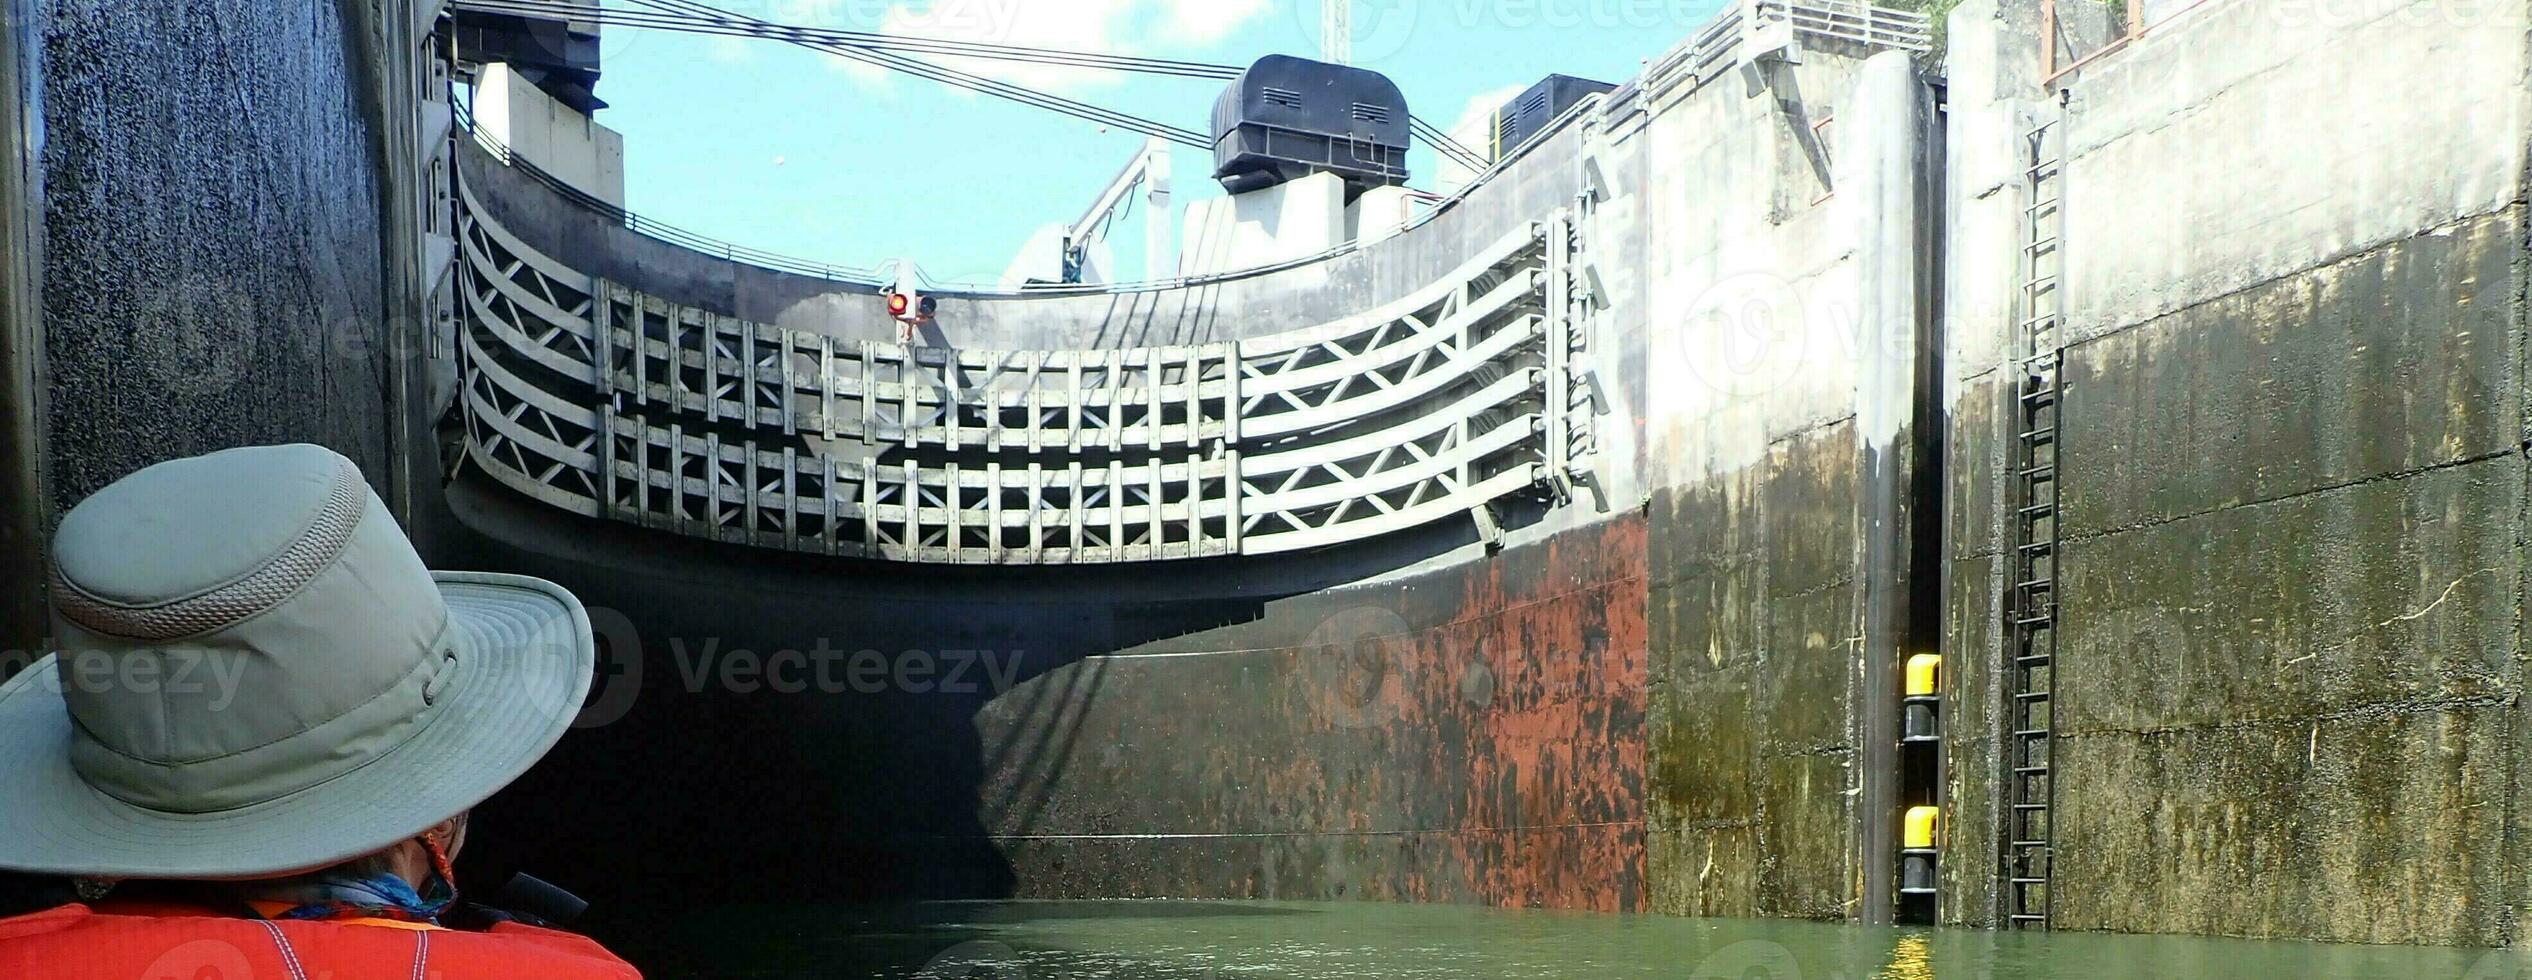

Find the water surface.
xmin=609 ymin=900 xmax=2532 ymax=979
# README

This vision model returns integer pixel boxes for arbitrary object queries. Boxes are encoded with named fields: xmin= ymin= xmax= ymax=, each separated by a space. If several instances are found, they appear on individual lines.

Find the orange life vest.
xmin=0 ymin=901 xmax=643 ymax=979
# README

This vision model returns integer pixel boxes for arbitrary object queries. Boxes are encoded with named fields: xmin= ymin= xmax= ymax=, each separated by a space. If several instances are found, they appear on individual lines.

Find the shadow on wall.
xmin=436 ymin=466 xmax=1545 ymax=925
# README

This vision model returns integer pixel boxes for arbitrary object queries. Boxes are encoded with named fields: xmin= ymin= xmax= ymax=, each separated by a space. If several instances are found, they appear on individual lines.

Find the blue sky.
xmin=587 ymin=0 xmax=1725 ymax=285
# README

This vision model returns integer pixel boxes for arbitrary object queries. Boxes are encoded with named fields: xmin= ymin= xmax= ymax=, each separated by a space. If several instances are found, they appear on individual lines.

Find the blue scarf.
xmin=250 ymin=869 xmax=456 ymax=924
xmin=237 ymin=839 xmax=460 ymax=925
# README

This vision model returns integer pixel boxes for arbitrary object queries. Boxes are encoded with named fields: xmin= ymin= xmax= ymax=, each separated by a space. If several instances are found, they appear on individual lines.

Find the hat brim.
xmin=0 ymin=572 xmax=595 ymax=879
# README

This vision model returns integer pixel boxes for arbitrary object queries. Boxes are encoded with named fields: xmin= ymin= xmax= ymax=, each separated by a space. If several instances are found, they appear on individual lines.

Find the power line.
xmin=1411 ymin=117 xmax=1487 ymax=172
xmin=633 ymin=0 xmax=1214 ymax=146
xmin=458 ymin=0 xmax=1210 ymax=147
xmin=452 ymin=0 xmax=1241 ymax=80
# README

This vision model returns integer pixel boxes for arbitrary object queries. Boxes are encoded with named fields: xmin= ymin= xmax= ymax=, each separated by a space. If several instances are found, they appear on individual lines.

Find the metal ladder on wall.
xmin=2004 ymin=115 xmax=2065 ymax=930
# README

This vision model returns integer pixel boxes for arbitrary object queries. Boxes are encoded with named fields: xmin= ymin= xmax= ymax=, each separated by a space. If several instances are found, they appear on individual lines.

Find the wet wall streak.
xmin=1645 ymin=421 xmax=1863 ymax=920
xmin=975 ymin=518 xmax=1649 ymax=912
xmin=36 ymin=1 xmax=393 ymax=509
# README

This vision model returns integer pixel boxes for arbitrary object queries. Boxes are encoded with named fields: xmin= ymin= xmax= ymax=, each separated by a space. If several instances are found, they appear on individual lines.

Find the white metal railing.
xmin=1630 ymin=0 xmax=1932 ymax=109
xmin=454 ymin=172 xmax=1580 ymax=563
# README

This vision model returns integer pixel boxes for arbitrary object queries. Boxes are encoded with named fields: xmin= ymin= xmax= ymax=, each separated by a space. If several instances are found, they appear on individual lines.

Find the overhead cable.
xmin=454 ymin=0 xmax=1494 ymax=170
xmin=456 ymin=0 xmax=1209 ymax=147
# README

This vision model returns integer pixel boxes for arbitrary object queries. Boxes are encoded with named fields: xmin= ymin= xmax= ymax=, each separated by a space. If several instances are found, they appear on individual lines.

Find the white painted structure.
xmin=472 ymin=62 xmax=625 ymax=207
xmin=1176 ymin=171 xmax=1348 ymax=276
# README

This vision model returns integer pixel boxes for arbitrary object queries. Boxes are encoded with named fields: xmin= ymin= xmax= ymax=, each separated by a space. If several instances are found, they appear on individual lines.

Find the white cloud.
xmin=705 ymin=34 xmax=756 ymax=64
xmin=1448 ymin=83 xmax=1527 ymax=149
xmin=831 ymin=53 xmax=893 ymax=89
xmin=1155 ymin=0 xmax=1272 ymax=46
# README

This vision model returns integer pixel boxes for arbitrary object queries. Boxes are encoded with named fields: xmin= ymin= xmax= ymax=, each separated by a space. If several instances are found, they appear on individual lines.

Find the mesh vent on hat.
xmin=50 ymin=460 xmax=367 ymax=642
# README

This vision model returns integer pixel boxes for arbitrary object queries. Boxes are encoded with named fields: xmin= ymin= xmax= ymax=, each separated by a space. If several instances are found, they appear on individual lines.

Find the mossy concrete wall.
xmin=1636 ymin=47 xmax=1936 ymax=923
xmin=1941 ymin=0 xmax=2531 ymax=944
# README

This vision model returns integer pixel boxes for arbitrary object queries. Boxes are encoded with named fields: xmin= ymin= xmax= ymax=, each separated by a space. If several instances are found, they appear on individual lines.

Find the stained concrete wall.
xmin=33 ymin=0 xmax=406 ymax=514
xmin=1637 ymin=47 xmax=1941 ymax=924
xmin=442 ymin=470 xmax=1651 ymax=917
xmin=1941 ymin=0 xmax=2532 ymax=944
xmin=978 ymin=520 xmax=1648 ymax=911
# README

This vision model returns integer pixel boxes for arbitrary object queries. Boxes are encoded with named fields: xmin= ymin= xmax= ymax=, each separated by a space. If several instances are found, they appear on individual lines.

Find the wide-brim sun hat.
xmin=0 ymin=443 xmax=595 ymax=878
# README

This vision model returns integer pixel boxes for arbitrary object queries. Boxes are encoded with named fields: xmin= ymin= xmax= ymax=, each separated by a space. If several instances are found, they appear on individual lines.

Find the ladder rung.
xmin=2021 ymin=463 xmax=2057 ymax=479
xmin=2020 ymin=312 xmax=2059 ymax=328
xmin=2010 ymin=839 xmax=2049 ymax=847
xmin=2019 ymin=427 xmax=2057 ymax=444
xmin=2022 ymin=274 xmax=2060 ymax=291
xmin=2018 ymin=502 xmax=2056 ymax=517
xmin=2023 ymin=236 xmax=2061 ymax=253
xmin=2013 ymin=613 xmax=2054 ymax=626
xmin=2016 ymin=655 xmax=2053 ymax=666
xmin=2012 ymin=766 xmax=2049 ymax=774
xmin=2012 ymin=805 xmax=2050 ymax=813
xmin=2014 ymin=691 xmax=2052 ymax=701
xmin=2012 ymin=729 xmax=2050 ymax=738
xmin=2024 ymin=197 xmax=2060 ymax=215
xmin=2017 ymin=541 xmax=2054 ymax=554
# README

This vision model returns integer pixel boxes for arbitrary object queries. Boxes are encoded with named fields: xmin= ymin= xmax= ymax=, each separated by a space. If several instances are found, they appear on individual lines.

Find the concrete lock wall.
xmin=1638 ymin=43 xmax=1913 ymax=922
xmin=1941 ymin=0 xmax=2532 ymax=944
xmin=20 ymin=0 xmax=433 ymax=541
xmin=38 ymin=1 xmax=374 ymax=508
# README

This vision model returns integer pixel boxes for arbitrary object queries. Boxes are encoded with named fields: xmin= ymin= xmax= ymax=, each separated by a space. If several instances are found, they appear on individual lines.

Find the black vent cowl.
xmin=1210 ymin=55 xmax=1410 ymax=197
xmin=1491 ymin=73 xmax=1614 ymax=162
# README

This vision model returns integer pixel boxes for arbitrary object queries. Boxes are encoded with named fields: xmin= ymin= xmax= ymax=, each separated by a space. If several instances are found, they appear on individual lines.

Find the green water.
xmin=610 ymin=900 xmax=2532 ymax=979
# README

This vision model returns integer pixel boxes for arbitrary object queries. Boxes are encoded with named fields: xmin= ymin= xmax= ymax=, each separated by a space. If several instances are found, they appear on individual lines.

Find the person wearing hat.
xmin=0 ymin=445 xmax=640 ymax=977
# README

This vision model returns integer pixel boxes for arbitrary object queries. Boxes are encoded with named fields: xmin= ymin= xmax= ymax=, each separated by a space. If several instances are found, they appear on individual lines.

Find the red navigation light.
xmin=887 ymin=292 xmax=911 ymax=317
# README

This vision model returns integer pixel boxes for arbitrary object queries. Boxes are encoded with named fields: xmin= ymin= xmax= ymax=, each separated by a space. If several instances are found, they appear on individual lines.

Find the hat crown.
xmin=54 ymin=445 xmax=353 ymax=610
xmin=47 ymin=444 xmax=458 ymax=814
